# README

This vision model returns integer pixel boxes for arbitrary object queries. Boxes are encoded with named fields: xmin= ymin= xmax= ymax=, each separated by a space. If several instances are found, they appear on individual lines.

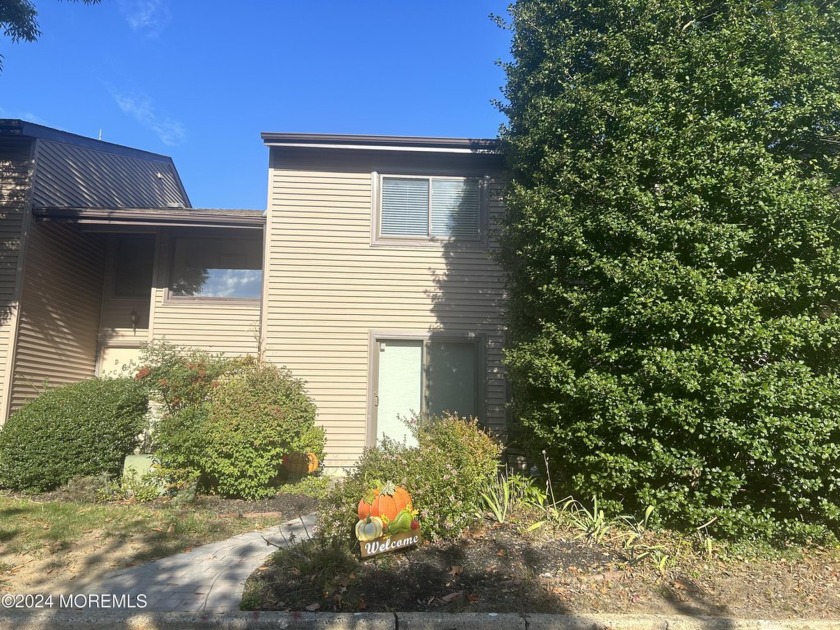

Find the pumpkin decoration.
xmin=282 ymin=452 xmax=319 ymax=476
xmin=357 ymin=481 xmax=412 ymax=522
xmin=355 ymin=516 xmax=384 ymax=542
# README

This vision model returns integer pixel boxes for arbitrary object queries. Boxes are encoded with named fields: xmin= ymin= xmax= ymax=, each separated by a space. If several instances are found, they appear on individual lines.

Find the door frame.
xmin=366 ymin=330 xmax=486 ymax=448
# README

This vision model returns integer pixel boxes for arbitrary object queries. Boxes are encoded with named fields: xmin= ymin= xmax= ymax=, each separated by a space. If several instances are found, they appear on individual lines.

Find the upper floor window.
xmin=377 ymin=175 xmax=482 ymax=242
xmin=169 ymin=236 xmax=262 ymax=299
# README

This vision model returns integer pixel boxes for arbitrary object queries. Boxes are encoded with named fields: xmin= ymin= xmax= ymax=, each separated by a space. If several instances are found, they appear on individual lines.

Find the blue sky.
xmin=1 ymin=1 xmax=512 ymax=209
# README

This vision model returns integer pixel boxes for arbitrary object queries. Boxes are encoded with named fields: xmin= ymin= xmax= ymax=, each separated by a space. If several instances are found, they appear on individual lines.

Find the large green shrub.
xmin=320 ymin=415 xmax=501 ymax=542
xmin=499 ymin=0 xmax=840 ymax=541
xmin=0 ymin=378 xmax=148 ymax=492
xmin=154 ymin=361 xmax=324 ymax=500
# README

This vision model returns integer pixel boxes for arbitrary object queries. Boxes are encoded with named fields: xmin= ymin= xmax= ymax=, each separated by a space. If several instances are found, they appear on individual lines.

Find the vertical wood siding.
xmin=10 ymin=222 xmax=104 ymax=411
xmin=264 ymin=155 xmax=507 ymax=469
xmin=0 ymin=142 xmax=31 ymax=421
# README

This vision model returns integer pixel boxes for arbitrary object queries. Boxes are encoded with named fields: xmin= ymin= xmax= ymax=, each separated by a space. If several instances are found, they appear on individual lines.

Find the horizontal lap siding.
xmin=10 ymin=222 xmax=104 ymax=411
xmin=0 ymin=143 xmax=30 ymax=420
xmin=150 ymin=301 xmax=261 ymax=354
xmin=264 ymin=167 xmax=506 ymax=470
xmin=149 ymin=233 xmax=260 ymax=355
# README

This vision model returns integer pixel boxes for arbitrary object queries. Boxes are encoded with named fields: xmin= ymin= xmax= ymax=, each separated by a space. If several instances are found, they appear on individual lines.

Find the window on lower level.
xmin=169 ymin=236 xmax=262 ymax=299
xmin=378 ymin=175 xmax=482 ymax=241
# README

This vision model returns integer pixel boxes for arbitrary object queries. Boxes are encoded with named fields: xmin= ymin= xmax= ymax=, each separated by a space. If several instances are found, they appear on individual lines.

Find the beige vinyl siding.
xmin=264 ymin=163 xmax=506 ymax=469
xmin=10 ymin=222 xmax=105 ymax=411
xmin=0 ymin=141 xmax=32 ymax=421
xmin=148 ymin=231 xmax=260 ymax=355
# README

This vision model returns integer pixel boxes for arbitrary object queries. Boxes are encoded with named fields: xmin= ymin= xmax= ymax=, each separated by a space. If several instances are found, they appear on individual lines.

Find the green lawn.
xmin=0 ymin=493 xmax=280 ymax=585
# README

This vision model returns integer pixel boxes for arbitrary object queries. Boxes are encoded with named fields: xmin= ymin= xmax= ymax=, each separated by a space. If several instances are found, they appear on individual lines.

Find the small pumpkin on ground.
xmin=282 ymin=452 xmax=319 ymax=476
xmin=357 ymin=481 xmax=412 ymax=523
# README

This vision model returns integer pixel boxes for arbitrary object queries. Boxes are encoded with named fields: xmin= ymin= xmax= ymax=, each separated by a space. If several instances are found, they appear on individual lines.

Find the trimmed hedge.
xmin=0 ymin=378 xmax=149 ymax=492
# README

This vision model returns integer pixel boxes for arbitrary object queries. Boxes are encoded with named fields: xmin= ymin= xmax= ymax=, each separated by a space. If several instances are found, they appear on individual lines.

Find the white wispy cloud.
xmin=119 ymin=0 xmax=171 ymax=37
xmin=112 ymin=92 xmax=185 ymax=146
xmin=0 ymin=107 xmax=47 ymax=125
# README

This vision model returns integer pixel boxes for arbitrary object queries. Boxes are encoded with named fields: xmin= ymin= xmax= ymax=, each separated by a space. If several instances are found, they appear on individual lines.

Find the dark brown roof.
xmin=1 ymin=119 xmax=191 ymax=209
xmin=261 ymin=132 xmax=499 ymax=153
xmin=33 ymin=207 xmax=264 ymax=230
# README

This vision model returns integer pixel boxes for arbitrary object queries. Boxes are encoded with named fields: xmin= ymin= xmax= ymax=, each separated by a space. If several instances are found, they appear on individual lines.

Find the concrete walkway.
xmin=82 ymin=512 xmax=317 ymax=612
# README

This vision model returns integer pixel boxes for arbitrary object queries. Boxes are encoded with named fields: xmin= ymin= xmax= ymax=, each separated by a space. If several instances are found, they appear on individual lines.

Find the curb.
xmin=0 ymin=611 xmax=837 ymax=629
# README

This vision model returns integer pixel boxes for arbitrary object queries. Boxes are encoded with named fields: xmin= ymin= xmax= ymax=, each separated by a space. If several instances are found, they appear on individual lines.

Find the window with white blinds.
xmin=379 ymin=176 xmax=481 ymax=240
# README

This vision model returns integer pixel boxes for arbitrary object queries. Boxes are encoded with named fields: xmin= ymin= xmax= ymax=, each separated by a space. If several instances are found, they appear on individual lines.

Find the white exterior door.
xmin=375 ymin=340 xmax=422 ymax=446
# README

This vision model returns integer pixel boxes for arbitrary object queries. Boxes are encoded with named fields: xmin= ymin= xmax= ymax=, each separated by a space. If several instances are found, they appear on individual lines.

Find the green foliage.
xmin=500 ymin=0 xmax=840 ymax=541
xmin=561 ymin=496 xmax=612 ymax=545
xmin=153 ymin=404 xmax=210 ymax=479
xmin=320 ymin=414 xmax=501 ymax=542
xmin=201 ymin=363 xmax=322 ymax=500
xmin=135 ymin=341 xmax=245 ymax=414
xmin=478 ymin=472 xmax=538 ymax=524
xmin=120 ymin=466 xmax=164 ymax=503
xmin=151 ymin=356 xmax=324 ymax=501
xmin=279 ymin=475 xmax=332 ymax=500
xmin=0 ymin=378 xmax=148 ymax=492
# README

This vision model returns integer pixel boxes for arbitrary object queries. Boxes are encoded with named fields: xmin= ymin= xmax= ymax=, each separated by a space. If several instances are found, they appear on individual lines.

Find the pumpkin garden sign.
xmin=355 ymin=481 xmax=421 ymax=558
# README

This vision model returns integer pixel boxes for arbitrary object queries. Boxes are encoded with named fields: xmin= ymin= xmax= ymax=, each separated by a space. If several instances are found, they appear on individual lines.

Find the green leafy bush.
xmin=153 ymin=360 xmax=324 ymax=500
xmin=134 ymin=341 xmax=246 ymax=413
xmin=320 ymin=414 xmax=501 ymax=542
xmin=499 ymin=0 xmax=840 ymax=542
xmin=0 ymin=378 xmax=148 ymax=492
xmin=201 ymin=363 xmax=323 ymax=499
xmin=153 ymin=404 xmax=210 ymax=479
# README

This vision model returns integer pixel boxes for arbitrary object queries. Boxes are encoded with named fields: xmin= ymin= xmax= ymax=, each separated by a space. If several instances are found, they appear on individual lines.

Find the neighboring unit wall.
xmin=9 ymin=221 xmax=105 ymax=411
xmin=264 ymin=149 xmax=507 ymax=469
xmin=0 ymin=140 xmax=32 ymax=421
xmin=148 ymin=231 xmax=260 ymax=355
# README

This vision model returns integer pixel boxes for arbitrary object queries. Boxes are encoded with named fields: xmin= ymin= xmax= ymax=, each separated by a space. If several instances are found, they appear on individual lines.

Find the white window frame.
xmin=372 ymin=173 xmax=487 ymax=245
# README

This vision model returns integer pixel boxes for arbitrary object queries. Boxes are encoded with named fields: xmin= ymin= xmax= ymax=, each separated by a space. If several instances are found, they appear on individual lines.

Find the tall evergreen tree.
xmin=499 ymin=0 xmax=840 ymax=540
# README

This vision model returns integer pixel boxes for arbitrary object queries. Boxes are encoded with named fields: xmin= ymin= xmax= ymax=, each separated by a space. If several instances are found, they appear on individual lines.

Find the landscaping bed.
xmin=243 ymin=518 xmax=840 ymax=619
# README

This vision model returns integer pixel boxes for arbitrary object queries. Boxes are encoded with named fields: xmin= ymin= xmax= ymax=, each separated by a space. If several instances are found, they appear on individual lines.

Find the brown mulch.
xmin=245 ymin=520 xmax=840 ymax=619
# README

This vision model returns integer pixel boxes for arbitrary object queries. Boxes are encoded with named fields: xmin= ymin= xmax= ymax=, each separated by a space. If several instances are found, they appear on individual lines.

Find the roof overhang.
xmin=261 ymin=132 xmax=499 ymax=155
xmin=32 ymin=207 xmax=265 ymax=230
